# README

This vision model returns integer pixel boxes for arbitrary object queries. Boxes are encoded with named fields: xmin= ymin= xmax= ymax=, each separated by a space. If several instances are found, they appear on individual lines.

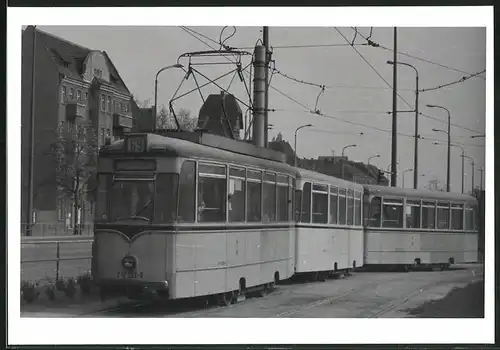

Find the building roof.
xmin=26 ymin=26 xmax=130 ymax=95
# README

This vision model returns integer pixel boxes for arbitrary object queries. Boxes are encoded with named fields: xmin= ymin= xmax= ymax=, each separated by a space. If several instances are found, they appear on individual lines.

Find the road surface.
xmin=88 ymin=263 xmax=483 ymax=318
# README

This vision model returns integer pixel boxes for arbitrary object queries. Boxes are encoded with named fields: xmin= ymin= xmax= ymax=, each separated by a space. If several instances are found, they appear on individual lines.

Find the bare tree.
xmin=50 ymin=121 xmax=98 ymax=235
xmin=156 ymin=106 xmax=197 ymax=131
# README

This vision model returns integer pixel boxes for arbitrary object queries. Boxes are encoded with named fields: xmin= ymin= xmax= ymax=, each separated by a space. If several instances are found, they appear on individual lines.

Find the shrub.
xmin=77 ymin=272 xmax=93 ymax=295
xmin=65 ymin=278 xmax=77 ymax=299
xmin=21 ymin=281 xmax=39 ymax=303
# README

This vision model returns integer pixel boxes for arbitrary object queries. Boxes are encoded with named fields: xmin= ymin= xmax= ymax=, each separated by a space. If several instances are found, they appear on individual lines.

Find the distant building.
xmin=21 ymin=26 xmax=135 ymax=235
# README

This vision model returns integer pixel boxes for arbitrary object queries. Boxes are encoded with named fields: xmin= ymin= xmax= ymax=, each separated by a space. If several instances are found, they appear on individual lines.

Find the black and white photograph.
xmin=8 ymin=6 xmax=494 ymax=346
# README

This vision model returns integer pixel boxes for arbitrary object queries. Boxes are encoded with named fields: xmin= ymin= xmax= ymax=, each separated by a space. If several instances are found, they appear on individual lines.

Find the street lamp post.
xmin=434 ymin=141 xmax=465 ymax=194
xmin=402 ymin=168 xmax=413 ymax=188
xmin=462 ymin=154 xmax=475 ymax=194
xmin=341 ymin=144 xmax=356 ymax=179
xmin=387 ymin=60 xmax=419 ymax=189
xmin=368 ymin=154 xmax=380 ymax=165
xmin=428 ymin=104 xmax=451 ymax=192
xmin=154 ymin=64 xmax=183 ymax=130
xmin=294 ymin=124 xmax=313 ymax=167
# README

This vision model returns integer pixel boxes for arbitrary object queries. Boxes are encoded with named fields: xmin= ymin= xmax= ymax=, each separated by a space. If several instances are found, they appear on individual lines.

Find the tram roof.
xmin=101 ymin=132 xmax=296 ymax=174
xmin=363 ymin=184 xmax=478 ymax=203
xmin=295 ymin=167 xmax=364 ymax=191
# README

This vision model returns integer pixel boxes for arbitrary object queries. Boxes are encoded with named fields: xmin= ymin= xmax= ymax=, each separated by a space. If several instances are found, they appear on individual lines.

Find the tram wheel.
xmin=217 ymin=292 xmax=232 ymax=307
xmin=403 ymin=264 xmax=410 ymax=273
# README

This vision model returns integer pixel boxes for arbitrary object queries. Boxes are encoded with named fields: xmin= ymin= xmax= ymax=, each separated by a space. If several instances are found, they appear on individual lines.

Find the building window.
xmin=228 ymin=167 xmax=246 ymax=222
xmin=61 ymin=86 xmax=66 ymax=103
xmin=101 ymin=128 xmax=105 ymax=145
xmin=197 ymin=163 xmax=227 ymax=223
xmin=107 ymin=96 xmax=112 ymax=113
xmin=247 ymin=170 xmax=262 ymax=222
xmin=124 ymin=103 xmax=129 ymax=113
xmin=76 ymin=90 xmax=81 ymax=101
xmin=117 ymin=102 xmax=122 ymax=113
xmin=94 ymin=68 xmax=102 ymax=78
xmin=100 ymin=95 xmax=106 ymax=112
xmin=84 ymin=92 xmax=88 ymax=101
xmin=69 ymin=88 xmax=74 ymax=101
xmin=57 ymin=198 xmax=64 ymax=221
xmin=178 ymin=160 xmax=196 ymax=223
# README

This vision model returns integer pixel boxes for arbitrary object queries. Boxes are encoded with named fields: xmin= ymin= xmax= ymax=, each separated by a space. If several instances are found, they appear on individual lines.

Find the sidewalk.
xmin=21 ymin=294 xmax=131 ymax=317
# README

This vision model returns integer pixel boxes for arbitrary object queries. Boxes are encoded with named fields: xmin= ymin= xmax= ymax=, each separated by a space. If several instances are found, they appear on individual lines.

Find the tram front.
xmin=92 ymin=134 xmax=180 ymax=299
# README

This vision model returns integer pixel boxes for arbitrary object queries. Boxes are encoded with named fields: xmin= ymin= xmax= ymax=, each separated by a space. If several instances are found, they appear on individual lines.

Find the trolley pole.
xmin=390 ymin=27 xmax=398 ymax=187
xmin=263 ymin=26 xmax=269 ymax=148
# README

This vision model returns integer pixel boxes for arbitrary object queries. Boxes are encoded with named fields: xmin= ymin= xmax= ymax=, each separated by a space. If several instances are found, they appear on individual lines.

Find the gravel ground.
xmin=405 ymin=280 xmax=484 ymax=318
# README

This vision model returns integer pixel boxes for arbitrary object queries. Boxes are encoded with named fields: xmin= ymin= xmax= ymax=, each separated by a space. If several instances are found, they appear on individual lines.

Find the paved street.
xmin=89 ymin=264 xmax=483 ymax=318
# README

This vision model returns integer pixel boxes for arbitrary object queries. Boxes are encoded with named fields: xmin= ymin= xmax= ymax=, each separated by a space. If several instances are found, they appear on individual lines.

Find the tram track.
xmin=84 ymin=265 xmax=483 ymax=318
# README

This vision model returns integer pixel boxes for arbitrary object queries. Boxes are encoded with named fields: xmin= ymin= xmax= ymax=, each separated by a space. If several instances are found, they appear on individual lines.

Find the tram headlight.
xmin=122 ymin=255 xmax=137 ymax=270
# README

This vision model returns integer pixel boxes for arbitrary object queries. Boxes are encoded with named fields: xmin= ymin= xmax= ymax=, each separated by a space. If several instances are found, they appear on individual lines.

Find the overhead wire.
xmin=419 ymin=69 xmax=486 ymax=92
xmin=179 ymin=26 xmax=485 ymax=149
xmin=336 ymin=27 xmax=484 ymax=135
xmin=354 ymin=28 xmax=486 ymax=80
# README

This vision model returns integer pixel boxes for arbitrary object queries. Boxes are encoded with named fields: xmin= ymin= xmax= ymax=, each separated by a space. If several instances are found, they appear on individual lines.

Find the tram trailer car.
xmin=294 ymin=168 xmax=365 ymax=279
xmin=362 ymin=184 xmax=479 ymax=271
xmin=92 ymin=132 xmax=297 ymax=304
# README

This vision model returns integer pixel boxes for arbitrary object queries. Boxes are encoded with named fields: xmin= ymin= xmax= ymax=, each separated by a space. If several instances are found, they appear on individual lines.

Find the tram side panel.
xmin=295 ymin=227 xmax=349 ymax=273
xmin=364 ymin=230 xmax=421 ymax=265
xmin=348 ymin=227 xmax=364 ymax=269
xmin=418 ymin=231 xmax=464 ymax=264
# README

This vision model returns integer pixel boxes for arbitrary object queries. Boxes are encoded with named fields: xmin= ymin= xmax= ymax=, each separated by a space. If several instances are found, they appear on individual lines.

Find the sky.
xmin=37 ymin=25 xmax=486 ymax=193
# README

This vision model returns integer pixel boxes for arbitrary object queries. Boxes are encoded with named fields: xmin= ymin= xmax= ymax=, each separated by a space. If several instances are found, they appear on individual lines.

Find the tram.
xmin=92 ymin=132 xmax=297 ymax=304
xmin=294 ymin=168 xmax=364 ymax=279
xmin=362 ymin=184 xmax=479 ymax=271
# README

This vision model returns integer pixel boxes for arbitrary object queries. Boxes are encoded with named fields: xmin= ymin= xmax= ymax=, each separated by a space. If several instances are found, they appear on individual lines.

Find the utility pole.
xmin=263 ymin=26 xmax=269 ymax=148
xmin=390 ymin=27 xmax=398 ymax=187
xmin=479 ymin=167 xmax=483 ymax=191
xmin=26 ymin=25 xmax=37 ymax=236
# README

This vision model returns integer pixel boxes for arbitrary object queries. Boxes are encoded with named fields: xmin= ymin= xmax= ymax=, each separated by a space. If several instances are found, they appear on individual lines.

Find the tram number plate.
xmin=117 ymin=271 xmax=144 ymax=279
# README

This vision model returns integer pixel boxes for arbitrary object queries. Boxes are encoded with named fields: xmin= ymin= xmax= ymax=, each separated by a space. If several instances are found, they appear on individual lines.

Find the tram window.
xmin=472 ymin=205 xmax=479 ymax=230
xmin=422 ymin=201 xmax=436 ymax=229
xmin=289 ymin=177 xmax=295 ymax=221
xmin=263 ymin=173 xmax=276 ymax=222
xmin=354 ymin=192 xmax=362 ymax=226
xmin=110 ymin=179 xmax=155 ymax=221
xmin=405 ymin=200 xmax=421 ymax=229
xmin=301 ymin=182 xmax=312 ymax=223
xmin=329 ymin=186 xmax=338 ymax=224
xmin=312 ymin=185 xmax=328 ymax=224
xmin=247 ymin=170 xmax=262 ymax=222
xmin=367 ymin=196 xmax=381 ymax=227
xmin=465 ymin=208 xmax=473 ymax=230
xmin=228 ymin=168 xmax=245 ymax=222
xmin=155 ymin=173 xmax=179 ymax=223
xmin=277 ymin=183 xmax=289 ymax=222
xmin=382 ymin=199 xmax=403 ymax=228
xmin=451 ymin=203 xmax=464 ymax=230
xmin=347 ymin=189 xmax=354 ymax=226
xmin=437 ymin=201 xmax=450 ymax=229
xmin=95 ymin=174 xmax=110 ymax=221
xmin=198 ymin=164 xmax=227 ymax=223
xmin=178 ymin=160 xmax=195 ymax=223
xmin=295 ymin=189 xmax=302 ymax=222
xmin=338 ymin=188 xmax=346 ymax=225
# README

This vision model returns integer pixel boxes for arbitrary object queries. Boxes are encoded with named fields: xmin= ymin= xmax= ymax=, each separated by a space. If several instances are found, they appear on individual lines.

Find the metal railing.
xmin=21 ymin=222 xmax=94 ymax=237
xmin=21 ymin=237 xmax=94 ymax=282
